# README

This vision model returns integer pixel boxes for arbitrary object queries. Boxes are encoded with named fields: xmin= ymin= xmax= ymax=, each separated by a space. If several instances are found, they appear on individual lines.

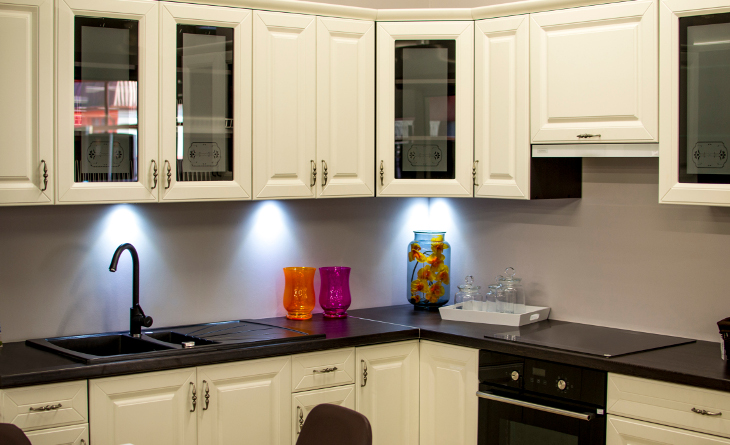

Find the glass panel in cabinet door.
xmin=394 ymin=40 xmax=455 ymax=180
xmin=679 ymin=13 xmax=730 ymax=184
xmin=176 ymin=25 xmax=234 ymax=182
xmin=74 ymin=17 xmax=139 ymax=183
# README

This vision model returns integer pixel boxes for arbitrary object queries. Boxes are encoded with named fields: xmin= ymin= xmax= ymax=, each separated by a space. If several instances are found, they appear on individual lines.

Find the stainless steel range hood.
xmin=532 ymin=143 xmax=659 ymax=158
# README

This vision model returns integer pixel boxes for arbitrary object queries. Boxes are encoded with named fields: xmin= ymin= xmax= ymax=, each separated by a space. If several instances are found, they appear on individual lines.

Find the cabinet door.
xmin=530 ymin=0 xmax=657 ymax=143
xmin=291 ymin=385 xmax=355 ymax=444
xmin=419 ymin=341 xmax=478 ymax=445
xmin=252 ymin=11 xmax=316 ymax=200
xmin=316 ymin=17 xmax=374 ymax=198
xmin=356 ymin=341 xmax=419 ymax=445
xmin=607 ymin=415 xmax=730 ymax=445
xmin=0 ymin=380 xmax=87 ymax=432
xmin=89 ymin=368 xmax=197 ymax=445
xmin=160 ymin=2 xmax=252 ymax=202
xmin=376 ymin=21 xmax=474 ymax=197
xmin=475 ymin=15 xmax=530 ymax=200
xmin=197 ymin=356 xmax=291 ymax=445
xmin=56 ymin=0 xmax=159 ymax=203
xmin=25 ymin=424 xmax=88 ymax=445
xmin=0 ymin=0 xmax=53 ymax=205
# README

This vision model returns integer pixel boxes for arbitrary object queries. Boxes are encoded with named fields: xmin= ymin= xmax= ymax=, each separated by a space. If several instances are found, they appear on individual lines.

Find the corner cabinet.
xmin=376 ymin=21 xmax=474 ymax=197
xmin=0 ymin=0 xmax=53 ymax=206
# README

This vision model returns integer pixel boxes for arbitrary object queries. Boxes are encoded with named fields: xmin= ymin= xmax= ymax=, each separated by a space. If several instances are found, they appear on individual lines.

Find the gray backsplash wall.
xmin=1 ymin=158 xmax=729 ymax=343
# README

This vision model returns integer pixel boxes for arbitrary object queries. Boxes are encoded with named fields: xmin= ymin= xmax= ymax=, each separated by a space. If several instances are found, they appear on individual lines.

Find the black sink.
xmin=27 ymin=334 xmax=176 ymax=364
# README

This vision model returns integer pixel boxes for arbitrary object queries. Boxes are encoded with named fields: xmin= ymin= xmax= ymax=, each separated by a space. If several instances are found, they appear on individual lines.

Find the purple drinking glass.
xmin=318 ymin=267 xmax=352 ymax=318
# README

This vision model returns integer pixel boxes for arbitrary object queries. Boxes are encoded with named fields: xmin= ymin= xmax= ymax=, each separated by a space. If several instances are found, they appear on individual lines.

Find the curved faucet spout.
xmin=109 ymin=243 xmax=152 ymax=337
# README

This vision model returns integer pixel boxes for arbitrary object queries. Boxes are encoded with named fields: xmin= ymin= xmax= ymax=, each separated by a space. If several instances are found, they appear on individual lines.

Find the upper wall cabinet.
xmin=474 ymin=15 xmax=530 ymax=200
xmin=530 ymin=0 xmax=658 ymax=144
xmin=56 ymin=0 xmax=159 ymax=204
xmin=159 ymin=2 xmax=252 ymax=202
xmin=376 ymin=21 xmax=474 ymax=197
xmin=658 ymin=0 xmax=730 ymax=206
xmin=0 ymin=0 xmax=53 ymax=205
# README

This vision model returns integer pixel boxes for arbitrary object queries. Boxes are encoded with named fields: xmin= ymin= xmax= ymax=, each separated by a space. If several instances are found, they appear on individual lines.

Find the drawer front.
xmin=291 ymin=385 xmax=355 ymax=444
xmin=0 ymin=381 xmax=88 ymax=432
xmin=608 ymin=415 xmax=730 ymax=444
xmin=25 ymin=423 xmax=89 ymax=445
xmin=608 ymin=373 xmax=730 ymax=438
xmin=292 ymin=348 xmax=355 ymax=392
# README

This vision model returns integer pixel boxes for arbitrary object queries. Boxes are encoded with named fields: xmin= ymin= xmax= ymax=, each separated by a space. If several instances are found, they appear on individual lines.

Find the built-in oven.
xmin=477 ymin=350 xmax=607 ymax=445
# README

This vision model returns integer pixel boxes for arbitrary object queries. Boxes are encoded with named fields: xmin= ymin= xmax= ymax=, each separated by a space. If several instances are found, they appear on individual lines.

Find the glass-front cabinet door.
xmin=160 ymin=3 xmax=251 ymax=201
xmin=376 ymin=21 xmax=474 ymax=197
xmin=659 ymin=0 xmax=730 ymax=206
xmin=57 ymin=0 xmax=158 ymax=203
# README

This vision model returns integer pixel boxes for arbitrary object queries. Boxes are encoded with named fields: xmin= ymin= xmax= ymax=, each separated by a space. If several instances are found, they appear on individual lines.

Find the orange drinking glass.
xmin=283 ymin=267 xmax=316 ymax=320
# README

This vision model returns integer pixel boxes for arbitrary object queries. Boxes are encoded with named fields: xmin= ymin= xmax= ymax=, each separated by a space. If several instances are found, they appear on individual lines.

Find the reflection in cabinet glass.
xmin=680 ymin=13 xmax=730 ymax=185
xmin=394 ymin=40 xmax=455 ymax=180
xmin=176 ymin=25 xmax=233 ymax=182
xmin=74 ymin=17 xmax=139 ymax=183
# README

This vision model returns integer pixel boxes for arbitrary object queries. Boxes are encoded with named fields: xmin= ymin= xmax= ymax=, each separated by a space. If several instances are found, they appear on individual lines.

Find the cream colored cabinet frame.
xmin=607 ymin=415 xmax=730 ymax=445
xmin=475 ymin=15 xmax=530 ymax=200
xmin=252 ymin=10 xmax=316 ymax=200
xmin=291 ymin=385 xmax=355 ymax=443
xmin=376 ymin=21 xmax=474 ymax=197
xmin=659 ymin=0 xmax=730 ymax=206
xmin=25 ymin=424 xmax=89 ymax=445
xmin=159 ymin=3 xmax=252 ymax=202
xmin=56 ymin=0 xmax=159 ymax=204
xmin=316 ymin=16 xmax=375 ymax=198
xmin=0 ymin=0 xmax=53 ymax=205
xmin=530 ymin=0 xmax=658 ymax=143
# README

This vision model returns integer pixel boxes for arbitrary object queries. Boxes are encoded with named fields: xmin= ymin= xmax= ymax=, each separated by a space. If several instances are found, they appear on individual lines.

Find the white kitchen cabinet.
xmin=530 ymin=0 xmax=658 ymax=143
xmin=291 ymin=347 xmax=356 ymax=392
xmin=89 ymin=368 xmax=197 ymax=445
xmin=607 ymin=415 xmax=730 ymax=445
xmin=159 ymin=2 xmax=252 ymax=202
xmin=316 ymin=16 xmax=375 ymax=198
xmin=419 ymin=341 xmax=478 ymax=445
xmin=56 ymin=0 xmax=159 ymax=204
xmin=291 ymin=385 xmax=355 ymax=444
xmin=24 ymin=424 xmax=88 ymax=445
xmin=0 ymin=0 xmax=53 ymax=205
xmin=356 ymin=340 xmax=419 ymax=445
xmin=376 ymin=21 xmax=474 ymax=197
xmin=252 ymin=10 xmax=316 ymax=200
xmin=474 ymin=14 xmax=530 ymax=200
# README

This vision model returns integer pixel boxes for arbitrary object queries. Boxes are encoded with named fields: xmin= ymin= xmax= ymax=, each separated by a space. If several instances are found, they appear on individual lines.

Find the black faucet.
xmin=109 ymin=243 xmax=153 ymax=337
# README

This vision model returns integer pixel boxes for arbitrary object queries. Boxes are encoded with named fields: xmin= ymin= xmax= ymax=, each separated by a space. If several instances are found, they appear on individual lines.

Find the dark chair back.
xmin=296 ymin=403 xmax=372 ymax=445
xmin=0 ymin=423 xmax=32 ymax=445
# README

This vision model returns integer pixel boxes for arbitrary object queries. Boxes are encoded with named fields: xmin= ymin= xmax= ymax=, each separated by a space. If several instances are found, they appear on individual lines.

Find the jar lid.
xmin=457 ymin=275 xmax=480 ymax=291
xmin=498 ymin=267 xmax=521 ymax=284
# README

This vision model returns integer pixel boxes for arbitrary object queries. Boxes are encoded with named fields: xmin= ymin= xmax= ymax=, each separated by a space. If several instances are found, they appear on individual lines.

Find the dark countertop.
xmin=1 ymin=304 xmax=728 ymax=393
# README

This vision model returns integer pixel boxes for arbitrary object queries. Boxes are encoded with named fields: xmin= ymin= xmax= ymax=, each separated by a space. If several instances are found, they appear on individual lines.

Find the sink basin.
xmin=27 ymin=334 xmax=177 ymax=365
xmin=144 ymin=331 xmax=218 ymax=347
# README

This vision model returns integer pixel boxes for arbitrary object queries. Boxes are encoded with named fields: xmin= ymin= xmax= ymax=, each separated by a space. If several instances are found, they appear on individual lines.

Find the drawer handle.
xmin=692 ymin=407 xmax=722 ymax=416
xmin=29 ymin=403 xmax=62 ymax=412
xmin=577 ymin=133 xmax=601 ymax=139
xmin=313 ymin=366 xmax=338 ymax=374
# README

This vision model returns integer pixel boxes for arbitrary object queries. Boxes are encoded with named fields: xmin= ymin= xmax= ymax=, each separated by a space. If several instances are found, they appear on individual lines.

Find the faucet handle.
xmin=142 ymin=316 xmax=153 ymax=328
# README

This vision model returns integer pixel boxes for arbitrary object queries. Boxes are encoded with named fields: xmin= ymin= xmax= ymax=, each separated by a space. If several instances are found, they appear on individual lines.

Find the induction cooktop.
xmin=484 ymin=320 xmax=696 ymax=358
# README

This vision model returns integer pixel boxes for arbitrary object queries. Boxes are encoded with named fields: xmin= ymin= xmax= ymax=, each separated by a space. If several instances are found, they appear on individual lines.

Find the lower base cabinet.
xmin=608 ymin=415 xmax=730 ymax=445
xmin=291 ymin=384 xmax=355 ymax=443
xmin=24 ymin=424 xmax=89 ymax=445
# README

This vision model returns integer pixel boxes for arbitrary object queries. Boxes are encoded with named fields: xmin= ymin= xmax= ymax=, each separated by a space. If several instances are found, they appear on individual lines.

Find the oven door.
xmin=477 ymin=389 xmax=605 ymax=445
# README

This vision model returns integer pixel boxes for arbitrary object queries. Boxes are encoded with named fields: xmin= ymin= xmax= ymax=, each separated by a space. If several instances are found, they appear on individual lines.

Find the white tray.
xmin=439 ymin=305 xmax=551 ymax=326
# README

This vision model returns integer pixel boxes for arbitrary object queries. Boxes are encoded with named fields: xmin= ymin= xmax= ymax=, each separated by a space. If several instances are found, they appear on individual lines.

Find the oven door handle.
xmin=476 ymin=391 xmax=595 ymax=421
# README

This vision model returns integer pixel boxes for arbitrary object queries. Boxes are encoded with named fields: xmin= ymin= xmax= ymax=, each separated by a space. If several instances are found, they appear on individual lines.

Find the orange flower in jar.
xmin=434 ymin=263 xmax=450 ymax=285
xmin=426 ymin=282 xmax=445 ymax=303
xmin=408 ymin=243 xmax=427 ymax=263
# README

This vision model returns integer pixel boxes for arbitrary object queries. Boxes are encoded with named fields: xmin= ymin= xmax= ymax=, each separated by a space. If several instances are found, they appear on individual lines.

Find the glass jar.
xmin=454 ymin=276 xmax=480 ymax=311
xmin=407 ymin=231 xmax=451 ymax=310
xmin=484 ymin=284 xmax=500 ymax=312
xmin=283 ymin=267 xmax=316 ymax=320
xmin=499 ymin=267 xmax=525 ymax=314
xmin=318 ymin=267 xmax=351 ymax=318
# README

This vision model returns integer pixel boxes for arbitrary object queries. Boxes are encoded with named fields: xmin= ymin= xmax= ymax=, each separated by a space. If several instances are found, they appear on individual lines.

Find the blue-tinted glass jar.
xmin=407 ymin=231 xmax=451 ymax=310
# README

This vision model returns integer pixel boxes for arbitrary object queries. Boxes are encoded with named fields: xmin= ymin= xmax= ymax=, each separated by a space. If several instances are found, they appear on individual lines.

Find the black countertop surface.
xmin=1 ymin=304 xmax=728 ymax=392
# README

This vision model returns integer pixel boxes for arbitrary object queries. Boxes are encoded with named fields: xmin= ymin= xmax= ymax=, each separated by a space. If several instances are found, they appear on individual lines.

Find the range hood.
xmin=532 ymin=144 xmax=659 ymax=158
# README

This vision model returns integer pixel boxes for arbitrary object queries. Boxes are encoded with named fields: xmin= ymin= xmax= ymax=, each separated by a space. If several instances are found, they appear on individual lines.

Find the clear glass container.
xmin=499 ymin=267 xmax=525 ymax=314
xmin=407 ymin=231 xmax=451 ymax=310
xmin=484 ymin=284 xmax=500 ymax=313
xmin=454 ymin=276 xmax=480 ymax=311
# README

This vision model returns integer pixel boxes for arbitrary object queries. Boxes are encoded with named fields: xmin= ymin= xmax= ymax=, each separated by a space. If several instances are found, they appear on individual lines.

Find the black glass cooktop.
xmin=485 ymin=320 xmax=696 ymax=358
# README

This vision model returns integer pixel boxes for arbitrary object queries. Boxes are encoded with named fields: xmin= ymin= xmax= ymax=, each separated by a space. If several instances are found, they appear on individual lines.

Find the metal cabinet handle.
xmin=29 ymin=403 xmax=62 ymax=412
xmin=313 ymin=366 xmax=338 ymax=374
xmin=361 ymin=360 xmax=368 ymax=387
xmin=476 ymin=391 xmax=594 ymax=421
xmin=151 ymin=160 xmax=158 ymax=190
xmin=40 ymin=160 xmax=48 ymax=192
xmin=472 ymin=160 xmax=479 ymax=187
xmin=310 ymin=160 xmax=317 ymax=187
xmin=190 ymin=382 xmax=197 ymax=412
xmin=297 ymin=406 xmax=304 ymax=434
xmin=692 ymin=407 xmax=722 ymax=416
xmin=577 ymin=134 xmax=601 ymax=139
xmin=203 ymin=380 xmax=210 ymax=410
xmin=165 ymin=160 xmax=172 ymax=189
xmin=322 ymin=160 xmax=328 ymax=186
xmin=379 ymin=161 xmax=384 ymax=186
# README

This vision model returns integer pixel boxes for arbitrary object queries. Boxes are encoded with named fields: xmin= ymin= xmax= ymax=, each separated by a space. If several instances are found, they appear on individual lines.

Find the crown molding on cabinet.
xmin=471 ymin=0 xmax=634 ymax=19
xmin=375 ymin=8 xmax=474 ymax=21
xmin=166 ymin=0 xmax=377 ymax=20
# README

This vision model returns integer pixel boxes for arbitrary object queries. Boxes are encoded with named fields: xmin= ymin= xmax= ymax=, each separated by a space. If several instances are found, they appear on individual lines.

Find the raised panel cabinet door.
xmin=356 ymin=340 xmax=419 ymax=445
xmin=159 ymin=2 xmax=252 ymax=202
xmin=475 ymin=15 xmax=530 ymax=200
xmin=316 ymin=17 xmax=374 ymax=198
xmin=197 ymin=356 xmax=291 ymax=445
xmin=89 ymin=368 xmax=197 ymax=445
xmin=607 ymin=415 xmax=730 ymax=445
xmin=0 ymin=0 xmax=53 ymax=205
xmin=291 ymin=347 xmax=356 ymax=392
xmin=252 ymin=11 xmax=316 ymax=200
xmin=291 ymin=385 xmax=355 ymax=444
xmin=56 ymin=0 xmax=159 ymax=204
xmin=25 ymin=424 xmax=89 ymax=445
xmin=0 ymin=380 xmax=88 ymax=432
xmin=530 ymin=0 xmax=658 ymax=143
xmin=419 ymin=341 xmax=478 ymax=445
xmin=376 ymin=21 xmax=474 ymax=197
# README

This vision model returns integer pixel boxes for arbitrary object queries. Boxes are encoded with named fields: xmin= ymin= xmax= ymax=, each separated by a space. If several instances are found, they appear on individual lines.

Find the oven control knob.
xmin=557 ymin=379 xmax=567 ymax=391
xmin=511 ymin=371 xmax=520 ymax=381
